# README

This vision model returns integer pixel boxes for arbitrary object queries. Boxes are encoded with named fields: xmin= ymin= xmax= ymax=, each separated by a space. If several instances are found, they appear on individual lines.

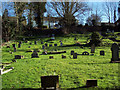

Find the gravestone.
xmin=42 ymin=45 xmax=45 ymax=49
xmin=28 ymin=46 xmax=31 ymax=48
xmin=23 ymin=38 xmax=25 ymax=41
xmin=49 ymin=44 xmax=52 ymax=47
xmin=29 ymin=42 xmax=32 ymax=45
xmin=111 ymin=43 xmax=119 ymax=62
xmin=73 ymin=53 xmax=77 ymax=59
xmin=42 ymin=51 xmax=47 ymax=55
xmin=15 ymin=55 xmax=24 ymax=59
xmin=25 ymin=41 xmax=28 ymax=43
xmin=12 ymin=44 xmax=16 ymax=48
xmin=62 ymin=55 xmax=66 ymax=59
xmin=45 ymin=43 xmax=48 ymax=47
xmin=54 ymin=44 xmax=57 ymax=46
xmin=49 ymin=56 xmax=54 ymax=59
xmin=86 ymin=79 xmax=97 ymax=87
xmin=100 ymin=50 xmax=105 ymax=56
xmin=82 ymin=51 xmax=89 ymax=55
xmin=31 ymin=50 xmax=39 ymax=58
xmin=6 ymin=46 xmax=10 ymax=48
xmin=14 ymin=47 xmax=16 ymax=52
xmin=34 ymin=41 xmax=37 ymax=45
xmin=41 ymin=75 xmax=59 ymax=89
xmin=41 ymin=41 xmax=43 ymax=44
xmin=19 ymin=41 xmax=22 ymax=44
xmin=60 ymin=42 xmax=63 ymax=46
xmin=91 ymin=44 xmax=95 ymax=53
xmin=74 ymin=37 xmax=77 ymax=40
xmin=12 ymin=59 xmax=17 ymax=62
xmin=71 ymin=50 xmax=74 ymax=55
xmin=18 ymin=44 xmax=21 ymax=48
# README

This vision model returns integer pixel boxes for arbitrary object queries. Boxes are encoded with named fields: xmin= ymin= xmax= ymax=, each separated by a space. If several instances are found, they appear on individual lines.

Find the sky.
xmin=0 ymin=0 xmax=120 ymax=24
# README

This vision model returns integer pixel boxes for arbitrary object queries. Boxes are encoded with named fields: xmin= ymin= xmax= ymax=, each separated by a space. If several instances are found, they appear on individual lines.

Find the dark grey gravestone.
xmin=71 ymin=50 xmax=74 ymax=55
xmin=12 ymin=44 xmax=16 ymax=48
xmin=49 ymin=44 xmax=52 ymax=47
xmin=54 ymin=44 xmax=57 ymax=46
xmin=28 ymin=46 xmax=31 ymax=48
xmin=100 ymin=51 xmax=105 ymax=56
xmin=91 ymin=44 xmax=95 ymax=53
xmin=82 ymin=51 xmax=89 ymax=55
xmin=42 ymin=45 xmax=45 ymax=49
xmin=34 ymin=41 xmax=37 ymax=45
xmin=18 ymin=44 xmax=21 ymax=48
xmin=15 ymin=55 xmax=23 ymax=59
xmin=73 ymin=53 xmax=77 ymax=59
xmin=74 ymin=37 xmax=77 ymax=40
xmin=62 ymin=55 xmax=66 ymax=59
xmin=29 ymin=42 xmax=32 ymax=45
xmin=19 ymin=41 xmax=22 ymax=44
xmin=25 ymin=41 xmax=28 ymax=43
xmin=111 ymin=43 xmax=119 ymax=61
xmin=41 ymin=41 xmax=43 ymax=44
xmin=45 ymin=43 xmax=48 ymax=47
xmin=49 ymin=56 xmax=54 ymax=59
xmin=6 ymin=46 xmax=10 ymax=48
xmin=31 ymin=50 xmax=39 ymax=58
xmin=14 ymin=47 xmax=16 ymax=52
xmin=60 ymin=42 xmax=63 ymax=46
xmin=12 ymin=59 xmax=17 ymax=62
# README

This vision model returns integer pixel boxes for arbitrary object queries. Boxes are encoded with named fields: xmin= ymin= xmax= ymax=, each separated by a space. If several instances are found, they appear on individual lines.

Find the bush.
xmin=89 ymin=32 xmax=102 ymax=46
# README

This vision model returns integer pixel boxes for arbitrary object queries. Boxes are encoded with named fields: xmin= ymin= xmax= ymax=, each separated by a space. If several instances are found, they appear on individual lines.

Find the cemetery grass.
xmin=1 ymin=33 xmax=120 ymax=89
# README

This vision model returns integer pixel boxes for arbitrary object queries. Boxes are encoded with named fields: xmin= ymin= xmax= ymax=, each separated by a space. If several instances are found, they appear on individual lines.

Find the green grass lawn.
xmin=1 ymin=33 xmax=120 ymax=89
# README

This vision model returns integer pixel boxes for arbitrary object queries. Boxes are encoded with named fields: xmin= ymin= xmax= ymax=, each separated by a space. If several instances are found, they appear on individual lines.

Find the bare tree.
xmin=46 ymin=1 xmax=89 ymax=34
xmin=103 ymin=2 xmax=117 ymax=23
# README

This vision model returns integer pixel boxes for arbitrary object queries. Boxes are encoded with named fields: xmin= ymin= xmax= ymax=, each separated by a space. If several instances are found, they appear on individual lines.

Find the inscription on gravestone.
xmin=111 ymin=43 xmax=119 ymax=62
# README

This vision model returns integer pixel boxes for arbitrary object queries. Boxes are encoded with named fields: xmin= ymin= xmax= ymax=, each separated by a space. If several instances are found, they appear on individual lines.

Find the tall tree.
xmin=46 ymin=1 xmax=89 ymax=34
xmin=14 ymin=2 xmax=27 ymax=35
xmin=86 ymin=14 xmax=102 ymax=26
xmin=32 ymin=2 xmax=46 ymax=29
xmin=103 ymin=2 xmax=117 ymax=23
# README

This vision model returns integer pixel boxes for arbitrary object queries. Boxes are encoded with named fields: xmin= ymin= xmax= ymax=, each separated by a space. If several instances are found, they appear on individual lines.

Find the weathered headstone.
xmin=100 ymin=50 xmax=105 ymax=56
xmin=28 ymin=46 xmax=31 ymax=48
xmin=23 ymin=38 xmax=25 ymax=41
xmin=42 ymin=45 xmax=45 ymax=49
xmin=19 ymin=41 xmax=22 ymax=44
xmin=14 ymin=47 xmax=16 ymax=52
xmin=42 ymin=51 xmax=47 ymax=55
xmin=82 ymin=51 xmax=89 ymax=55
xmin=54 ymin=44 xmax=57 ymax=46
xmin=60 ymin=42 xmax=63 ymax=46
xmin=18 ymin=44 xmax=21 ymax=48
xmin=91 ymin=44 xmax=95 ymax=53
xmin=31 ymin=50 xmax=39 ymax=58
xmin=12 ymin=44 xmax=16 ymax=48
xmin=71 ymin=50 xmax=74 ymax=55
xmin=6 ymin=46 xmax=10 ymax=48
xmin=49 ymin=56 xmax=54 ymax=59
xmin=25 ymin=41 xmax=28 ymax=43
xmin=41 ymin=75 xmax=59 ymax=89
xmin=45 ymin=43 xmax=48 ymax=47
xmin=29 ymin=42 xmax=32 ymax=45
xmin=111 ymin=43 xmax=119 ymax=62
xmin=62 ymin=55 xmax=66 ymax=59
xmin=41 ymin=41 xmax=43 ymax=44
xmin=74 ymin=37 xmax=77 ymax=40
xmin=34 ymin=41 xmax=37 ymax=45
xmin=12 ymin=59 xmax=17 ymax=62
xmin=15 ymin=55 xmax=24 ymax=59
xmin=49 ymin=44 xmax=52 ymax=47
xmin=73 ymin=53 xmax=77 ymax=59
xmin=86 ymin=79 xmax=97 ymax=87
